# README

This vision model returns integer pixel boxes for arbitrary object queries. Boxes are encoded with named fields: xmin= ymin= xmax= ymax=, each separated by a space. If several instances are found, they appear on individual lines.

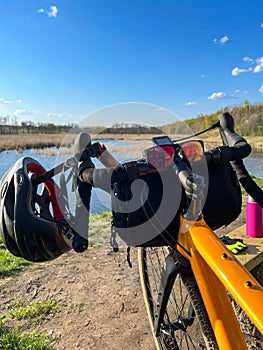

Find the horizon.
xmin=0 ymin=100 xmax=261 ymax=128
xmin=0 ymin=1 xmax=263 ymax=127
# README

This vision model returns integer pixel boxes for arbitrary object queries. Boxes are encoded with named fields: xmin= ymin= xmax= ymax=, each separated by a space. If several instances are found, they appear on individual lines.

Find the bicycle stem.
xmin=173 ymin=152 xmax=205 ymax=221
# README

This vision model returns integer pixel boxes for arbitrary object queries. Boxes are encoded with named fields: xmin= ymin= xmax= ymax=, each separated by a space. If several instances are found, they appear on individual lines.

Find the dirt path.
xmin=0 ymin=208 xmax=247 ymax=350
xmin=0 ymin=247 xmax=154 ymax=350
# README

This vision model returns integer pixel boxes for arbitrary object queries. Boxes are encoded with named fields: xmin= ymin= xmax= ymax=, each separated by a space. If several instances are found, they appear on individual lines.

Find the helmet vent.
xmin=1 ymin=182 xmax=8 ymax=198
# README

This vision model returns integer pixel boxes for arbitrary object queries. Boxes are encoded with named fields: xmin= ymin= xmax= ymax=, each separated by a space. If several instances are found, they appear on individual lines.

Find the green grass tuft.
xmin=5 ymin=300 xmax=58 ymax=322
xmin=0 ymin=321 xmax=55 ymax=350
xmin=90 ymin=211 xmax=112 ymax=221
xmin=0 ymin=249 xmax=31 ymax=278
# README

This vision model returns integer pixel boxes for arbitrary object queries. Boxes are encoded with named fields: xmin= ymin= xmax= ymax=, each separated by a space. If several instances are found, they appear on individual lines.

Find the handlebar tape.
xmin=232 ymin=160 xmax=263 ymax=207
xmin=72 ymin=133 xmax=93 ymax=252
xmin=73 ymin=180 xmax=90 ymax=252
xmin=218 ymin=112 xmax=263 ymax=207
xmin=79 ymin=162 xmax=139 ymax=192
xmin=218 ymin=112 xmax=252 ymax=155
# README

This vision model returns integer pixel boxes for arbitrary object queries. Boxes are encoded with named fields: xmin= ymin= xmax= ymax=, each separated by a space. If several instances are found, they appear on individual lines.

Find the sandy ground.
xmin=0 ymin=207 xmax=249 ymax=350
xmin=0 ymin=247 xmax=154 ymax=350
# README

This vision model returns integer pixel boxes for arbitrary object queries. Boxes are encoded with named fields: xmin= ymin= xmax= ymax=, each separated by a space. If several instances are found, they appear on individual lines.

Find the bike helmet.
xmin=0 ymin=157 xmax=72 ymax=262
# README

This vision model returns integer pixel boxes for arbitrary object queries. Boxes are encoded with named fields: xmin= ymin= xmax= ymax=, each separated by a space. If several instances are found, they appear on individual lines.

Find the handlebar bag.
xmin=111 ymin=169 xmax=185 ymax=247
xmin=202 ymin=162 xmax=242 ymax=230
xmin=111 ymin=161 xmax=241 ymax=247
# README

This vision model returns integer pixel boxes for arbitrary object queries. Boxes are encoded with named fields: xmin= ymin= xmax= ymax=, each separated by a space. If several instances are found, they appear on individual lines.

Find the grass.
xmin=89 ymin=211 xmax=112 ymax=222
xmin=0 ymin=237 xmax=58 ymax=349
xmin=0 ymin=239 xmax=31 ymax=278
xmin=0 ymin=300 xmax=58 ymax=349
xmin=0 ymin=133 xmax=68 ymax=152
xmin=4 ymin=300 xmax=58 ymax=323
xmin=0 ymin=321 xmax=55 ymax=350
xmin=89 ymin=212 xmax=112 ymax=248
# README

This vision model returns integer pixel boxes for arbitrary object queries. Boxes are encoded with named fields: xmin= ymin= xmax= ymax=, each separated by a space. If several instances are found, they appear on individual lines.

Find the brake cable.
xmin=173 ymin=121 xmax=220 ymax=142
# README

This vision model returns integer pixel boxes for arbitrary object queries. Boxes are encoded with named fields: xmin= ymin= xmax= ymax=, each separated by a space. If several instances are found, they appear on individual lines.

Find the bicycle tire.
xmin=230 ymin=298 xmax=263 ymax=349
xmin=138 ymin=247 xmax=219 ymax=350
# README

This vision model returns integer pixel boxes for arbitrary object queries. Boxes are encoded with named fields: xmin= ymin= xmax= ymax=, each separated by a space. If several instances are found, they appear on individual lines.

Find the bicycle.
xmin=0 ymin=112 xmax=262 ymax=349
xmin=79 ymin=112 xmax=263 ymax=349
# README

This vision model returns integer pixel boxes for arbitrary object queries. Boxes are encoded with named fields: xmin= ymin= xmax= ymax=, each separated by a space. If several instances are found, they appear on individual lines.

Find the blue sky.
xmin=0 ymin=0 xmax=263 ymax=126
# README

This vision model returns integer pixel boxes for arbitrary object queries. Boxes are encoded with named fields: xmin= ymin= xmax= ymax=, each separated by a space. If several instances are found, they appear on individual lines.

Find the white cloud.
xmin=259 ymin=85 xmax=263 ymax=94
xmin=38 ymin=5 xmax=58 ymax=18
xmin=13 ymin=109 xmax=27 ymax=117
xmin=47 ymin=112 xmax=72 ymax=120
xmin=47 ymin=6 xmax=58 ymax=18
xmin=208 ymin=92 xmax=236 ymax=100
xmin=186 ymin=101 xmax=197 ymax=106
xmin=232 ymin=66 xmax=252 ymax=76
xmin=214 ymin=35 xmax=229 ymax=45
xmin=243 ymin=56 xmax=254 ymax=63
xmin=0 ymin=96 xmax=23 ymax=104
xmin=254 ymin=57 xmax=263 ymax=73
xmin=234 ymin=89 xmax=248 ymax=94
xmin=219 ymin=35 xmax=229 ymax=44
xmin=234 ymin=56 xmax=263 ymax=75
xmin=0 ymin=97 xmax=13 ymax=104
xmin=254 ymin=65 xmax=263 ymax=73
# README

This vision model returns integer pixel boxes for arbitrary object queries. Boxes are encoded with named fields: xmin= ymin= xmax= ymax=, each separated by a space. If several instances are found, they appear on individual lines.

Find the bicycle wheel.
xmin=138 ymin=247 xmax=219 ymax=350
xmin=231 ymin=298 xmax=263 ymax=350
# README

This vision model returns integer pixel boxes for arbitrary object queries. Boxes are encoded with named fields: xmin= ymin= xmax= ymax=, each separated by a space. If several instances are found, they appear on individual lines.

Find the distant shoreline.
xmin=0 ymin=132 xmax=262 ymax=153
xmin=0 ymin=133 xmax=165 ymax=152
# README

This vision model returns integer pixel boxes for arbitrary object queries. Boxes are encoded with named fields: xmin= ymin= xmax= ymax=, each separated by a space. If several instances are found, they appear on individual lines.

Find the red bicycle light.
xmin=145 ymin=145 xmax=175 ymax=168
xmin=181 ymin=141 xmax=204 ymax=163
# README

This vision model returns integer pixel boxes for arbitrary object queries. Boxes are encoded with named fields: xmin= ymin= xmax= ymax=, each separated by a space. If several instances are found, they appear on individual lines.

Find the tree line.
xmin=0 ymin=119 xmax=72 ymax=134
xmin=162 ymin=101 xmax=263 ymax=136
xmin=1 ymin=101 xmax=263 ymax=135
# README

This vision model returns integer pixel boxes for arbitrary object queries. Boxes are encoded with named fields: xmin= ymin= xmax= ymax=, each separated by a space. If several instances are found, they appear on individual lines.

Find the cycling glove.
xmin=220 ymin=235 xmax=248 ymax=254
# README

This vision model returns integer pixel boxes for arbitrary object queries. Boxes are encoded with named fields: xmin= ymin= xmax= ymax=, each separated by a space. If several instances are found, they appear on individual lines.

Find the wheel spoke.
xmin=138 ymin=247 xmax=219 ymax=350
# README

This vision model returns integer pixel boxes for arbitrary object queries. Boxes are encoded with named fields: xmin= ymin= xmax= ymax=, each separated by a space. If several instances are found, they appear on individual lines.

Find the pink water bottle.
xmin=246 ymin=195 xmax=263 ymax=238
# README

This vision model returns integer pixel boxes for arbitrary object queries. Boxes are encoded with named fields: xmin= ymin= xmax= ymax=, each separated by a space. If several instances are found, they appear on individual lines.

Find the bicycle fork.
xmin=153 ymin=250 xmax=193 ymax=348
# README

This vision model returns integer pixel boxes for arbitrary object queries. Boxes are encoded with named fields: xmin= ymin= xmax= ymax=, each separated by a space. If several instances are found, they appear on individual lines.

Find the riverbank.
xmin=0 ymin=133 xmax=158 ymax=152
xmin=0 ymin=134 xmax=69 ymax=152
xmin=0 ymin=132 xmax=263 ymax=153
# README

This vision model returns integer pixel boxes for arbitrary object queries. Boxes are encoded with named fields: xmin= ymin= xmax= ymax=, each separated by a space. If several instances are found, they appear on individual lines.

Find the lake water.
xmin=0 ymin=140 xmax=132 ymax=215
xmin=0 ymin=141 xmax=262 ymax=215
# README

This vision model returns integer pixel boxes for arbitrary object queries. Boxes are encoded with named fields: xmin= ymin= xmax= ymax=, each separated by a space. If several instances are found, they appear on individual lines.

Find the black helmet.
xmin=0 ymin=157 xmax=72 ymax=262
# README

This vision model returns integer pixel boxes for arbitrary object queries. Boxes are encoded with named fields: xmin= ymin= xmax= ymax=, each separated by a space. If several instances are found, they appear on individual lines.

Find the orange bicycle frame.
xmin=176 ymin=217 xmax=263 ymax=350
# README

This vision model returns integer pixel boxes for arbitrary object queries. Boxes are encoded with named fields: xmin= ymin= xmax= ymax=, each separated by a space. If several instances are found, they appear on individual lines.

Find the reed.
xmin=1 ymin=132 xmax=262 ymax=154
xmin=0 ymin=134 xmax=68 ymax=152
